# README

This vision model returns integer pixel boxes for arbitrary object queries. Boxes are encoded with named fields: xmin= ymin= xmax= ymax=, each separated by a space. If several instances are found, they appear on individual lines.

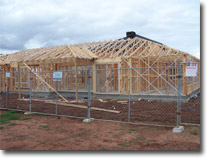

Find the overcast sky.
xmin=0 ymin=0 xmax=200 ymax=58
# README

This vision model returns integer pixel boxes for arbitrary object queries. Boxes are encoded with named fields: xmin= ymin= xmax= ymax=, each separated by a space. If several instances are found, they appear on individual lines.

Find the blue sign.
xmin=53 ymin=72 xmax=62 ymax=81
xmin=6 ymin=72 xmax=10 ymax=78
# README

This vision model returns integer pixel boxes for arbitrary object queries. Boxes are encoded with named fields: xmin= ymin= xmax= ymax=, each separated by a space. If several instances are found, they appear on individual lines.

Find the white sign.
xmin=186 ymin=66 xmax=197 ymax=77
xmin=5 ymin=72 xmax=10 ymax=78
xmin=53 ymin=71 xmax=62 ymax=81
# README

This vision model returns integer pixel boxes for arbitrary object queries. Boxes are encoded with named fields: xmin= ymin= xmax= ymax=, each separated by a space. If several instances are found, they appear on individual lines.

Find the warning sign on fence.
xmin=186 ymin=66 xmax=197 ymax=77
xmin=53 ymin=71 xmax=62 ymax=81
xmin=5 ymin=72 xmax=10 ymax=78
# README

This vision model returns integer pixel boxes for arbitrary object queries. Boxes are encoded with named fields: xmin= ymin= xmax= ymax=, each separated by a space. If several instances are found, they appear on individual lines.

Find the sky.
xmin=0 ymin=0 xmax=200 ymax=58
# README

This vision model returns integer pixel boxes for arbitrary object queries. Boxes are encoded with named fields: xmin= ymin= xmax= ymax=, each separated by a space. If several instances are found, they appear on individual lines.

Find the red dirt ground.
xmin=0 ymin=110 xmax=200 ymax=150
xmin=0 ymin=93 xmax=200 ymax=125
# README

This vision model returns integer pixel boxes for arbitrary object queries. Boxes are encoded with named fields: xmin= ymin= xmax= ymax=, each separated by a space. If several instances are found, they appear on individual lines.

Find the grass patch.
xmin=39 ymin=125 xmax=50 ymax=131
xmin=21 ymin=117 xmax=31 ymax=121
xmin=78 ymin=118 xmax=85 ymax=121
xmin=0 ymin=111 xmax=20 ymax=125
xmin=145 ymin=138 xmax=155 ymax=145
xmin=146 ymin=138 xmax=151 ymax=143
xmin=114 ymin=125 xmax=128 ymax=132
xmin=189 ymin=130 xmax=199 ymax=135
xmin=118 ymin=141 xmax=131 ymax=147
xmin=121 ymin=125 xmax=127 ymax=129
xmin=79 ymin=131 xmax=87 ymax=136
xmin=143 ymin=126 xmax=155 ymax=130
xmin=37 ymin=114 xmax=48 ymax=117
xmin=8 ymin=122 xmax=18 ymax=126
xmin=101 ymin=148 xmax=108 ymax=151
xmin=135 ymin=136 xmax=143 ymax=141
xmin=30 ymin=113 xmax=47 ymax=117
xmin=114 ymin=128 xmax=121 ymax=131
xmin=114 ymin=128 xmax=126 ymax=131
xmin=93 ymin=134 xmax=98 ymax=138
xmin=0 ymin=126 xmax=3 ymax=129
xmin=128 ymin=128 xmax=138 ymax=132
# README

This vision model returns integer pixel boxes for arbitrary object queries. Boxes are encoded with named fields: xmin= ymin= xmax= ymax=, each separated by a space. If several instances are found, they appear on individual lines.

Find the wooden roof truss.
xmin=0 ymin=36 xmax=199 ymax=67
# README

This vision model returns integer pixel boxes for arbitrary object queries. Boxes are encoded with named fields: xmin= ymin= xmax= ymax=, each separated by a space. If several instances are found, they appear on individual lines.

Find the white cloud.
xmin=24 ymin=38 xmax=45 ymax=49
xmin=0 ymin=0 xmax=200 ymax=58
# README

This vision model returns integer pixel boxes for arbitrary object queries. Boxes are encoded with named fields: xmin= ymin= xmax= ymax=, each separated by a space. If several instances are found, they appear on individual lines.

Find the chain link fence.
xmin=180 ymin=62 xmax=200 ymax=125
xmin=0 ymin=64 xmax=200 ymax=127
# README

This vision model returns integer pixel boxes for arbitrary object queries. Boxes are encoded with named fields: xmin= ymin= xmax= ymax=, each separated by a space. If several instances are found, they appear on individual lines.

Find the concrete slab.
xmin=10 ymin=87 xmax=200 ymax=102
xmin=83 ymin=118 xmax=94 ymax=123
xmin=24 ymin=112 xmax=34 ymax=115
xmin=172 ymin=126 xmax=184 ymax=133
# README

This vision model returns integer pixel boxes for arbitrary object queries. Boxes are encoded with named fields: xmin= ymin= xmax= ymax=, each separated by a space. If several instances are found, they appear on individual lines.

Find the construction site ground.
xmin=0 ymin=110 xmax=200 ymax=151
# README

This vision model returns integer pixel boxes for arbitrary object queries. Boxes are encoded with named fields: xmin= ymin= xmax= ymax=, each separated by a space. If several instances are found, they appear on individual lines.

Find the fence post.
xmin=177 ymin=62 xmax=182 ymax=127
xmin=29 ymin=71 xmax=33 ymax=112
xmin=56 ymin=81 xmax=58 ymax=115
xmin=173 ymin=62 xmax=184 ymax=133
xmin=87 ymin=69 xmax=91 ymax=119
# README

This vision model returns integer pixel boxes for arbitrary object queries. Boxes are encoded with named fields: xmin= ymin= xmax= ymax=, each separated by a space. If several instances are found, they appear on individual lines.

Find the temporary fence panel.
xmin=0 ymin=65 xmax=200 ymax=127
xmin=179 ymin=62 xmax=200 ymax=125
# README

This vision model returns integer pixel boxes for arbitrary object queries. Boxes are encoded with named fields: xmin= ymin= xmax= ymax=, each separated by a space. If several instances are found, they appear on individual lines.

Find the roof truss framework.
xmin=0 ymin=35 xmax=200 ymax=97
xmin=0 ymin=36 xmax=199 ymax=66
xmin=0 ymin=45 xmax=98 ymax=66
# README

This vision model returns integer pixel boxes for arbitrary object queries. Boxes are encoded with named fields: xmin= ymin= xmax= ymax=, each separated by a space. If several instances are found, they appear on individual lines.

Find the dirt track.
xmin=0 ymin=110 xmax=200 ymax=150
xmin=0 ymin=93 xmax=200 ymax=125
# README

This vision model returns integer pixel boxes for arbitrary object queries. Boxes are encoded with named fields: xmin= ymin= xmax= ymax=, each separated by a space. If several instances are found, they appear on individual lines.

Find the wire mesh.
xmin=180 ymin=62 xmax=200 ymax=125
xmin=0 ymin=65 xmax=200 ymax=126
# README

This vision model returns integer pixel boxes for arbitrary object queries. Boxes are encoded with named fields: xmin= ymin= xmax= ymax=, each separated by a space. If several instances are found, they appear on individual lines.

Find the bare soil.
xmin=0 ymin=110 xmax=200 ymax=150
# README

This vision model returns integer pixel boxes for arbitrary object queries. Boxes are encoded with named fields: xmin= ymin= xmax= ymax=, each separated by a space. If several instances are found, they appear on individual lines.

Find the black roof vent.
xmin=126 ymin=31 xmax=136 ymax=38
xmin=122 ymin=31 xmax=163 ymax=45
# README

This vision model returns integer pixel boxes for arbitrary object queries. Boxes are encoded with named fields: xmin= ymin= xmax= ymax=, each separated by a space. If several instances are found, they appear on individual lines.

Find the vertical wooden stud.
xmin=75 ymin=59 xmax=78 ymax=102
xmin=18 ymin=65 xmax=21 ymax=99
